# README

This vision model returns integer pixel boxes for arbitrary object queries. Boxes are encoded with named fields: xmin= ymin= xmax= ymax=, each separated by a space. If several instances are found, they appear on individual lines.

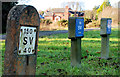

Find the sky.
xmin=18 ymin=0 xmax=119 ymax=11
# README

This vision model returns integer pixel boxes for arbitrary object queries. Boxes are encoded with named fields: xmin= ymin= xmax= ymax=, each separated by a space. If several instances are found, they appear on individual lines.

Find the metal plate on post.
xmin=18 ymin=26 xmax=37 ymax=55
xmin=107 ymin=19 xmax=112 ymax=34
xmin=75 ymin=18 xmax=84 ymax=37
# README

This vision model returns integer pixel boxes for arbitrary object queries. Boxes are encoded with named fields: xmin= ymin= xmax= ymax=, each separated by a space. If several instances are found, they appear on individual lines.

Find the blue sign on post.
xmin=107 ymin=19 xmax=112 ymax=35
xmin=75 ymin=18 xmax=84 ymax=37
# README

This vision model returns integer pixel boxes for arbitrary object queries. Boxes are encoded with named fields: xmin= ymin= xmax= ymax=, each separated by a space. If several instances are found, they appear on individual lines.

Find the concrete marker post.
xmin=71 ymin=38 xmax=82 ymax=67
xmin=68 ymin=17 xmax=84 ymax=67
xmin=4 ymin=5 xmax=40 ymax=75
xmin=100 ymin=18 xmax=112 ymax=59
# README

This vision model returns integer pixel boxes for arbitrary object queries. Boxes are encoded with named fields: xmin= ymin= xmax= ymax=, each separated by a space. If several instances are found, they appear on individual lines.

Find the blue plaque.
xmin=107 ymin=19 xmax=112 ymax=34
xmin=75 ymin=18 xmax=84 ymax=37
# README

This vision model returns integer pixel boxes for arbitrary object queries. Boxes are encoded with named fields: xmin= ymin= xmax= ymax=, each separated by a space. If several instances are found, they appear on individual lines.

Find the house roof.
xmin=44 ymin=8 xmax=66 ymax=16
xmin=44 ymin=7 xmax=73 ymax=17
xmin=51 ymin=8 xmax=65 ymax=13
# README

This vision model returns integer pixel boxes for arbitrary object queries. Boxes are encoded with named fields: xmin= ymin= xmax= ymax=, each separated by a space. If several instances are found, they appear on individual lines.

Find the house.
xmin=44 ymin=6 xmax=70 ymax=22
xmin=44 ymin=6 xmax=84 ymax=22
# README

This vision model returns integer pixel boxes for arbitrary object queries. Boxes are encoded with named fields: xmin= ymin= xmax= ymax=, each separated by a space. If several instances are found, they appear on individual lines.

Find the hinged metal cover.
xmin=68 ymin=17 xmax=84 ymax=39
xmin=100 ymin=18 xmax=112 ymax=36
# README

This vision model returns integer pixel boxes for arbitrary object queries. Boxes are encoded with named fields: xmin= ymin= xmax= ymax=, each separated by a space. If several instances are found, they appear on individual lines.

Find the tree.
xmin=93 ymin=5 xmax=99 ymax=10
xmin=39 ymin=11 xmax=44 ymax=15
xmin=91 ymin=5 xmax=100 ymax=20
xmin=2 ymin=2 xmax=18 ymax=33
xmin=62 ymin=1 xmax=84 ymax=11
xmin=97 ymin=0 xmax=111 ymax=15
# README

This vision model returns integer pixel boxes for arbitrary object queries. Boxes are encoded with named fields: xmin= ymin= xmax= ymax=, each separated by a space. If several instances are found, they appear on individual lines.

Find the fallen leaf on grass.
xmin=112 ymin=54 xmax=114 ymax=56
xmin=84 ymin=56 xmax=87 ymax=59
xmin=41 ymin=73 xmax=47 ymax=75
xmin=37 ymin=49 xmax=40 ymax=51
xmin=96 ymin=57 xmax=101 ymax=61
xmin=66 ymin=42 xmax=69 ymax=44
xmin=86 ymin=50 xmax=89 ymax=53
xmin=98 ymin=57 xmax=101 ymax=59
xmin=63 ymin=42 xmax=65 ymax=44
xmin=96 ymin=52 xmax=101 ymax=54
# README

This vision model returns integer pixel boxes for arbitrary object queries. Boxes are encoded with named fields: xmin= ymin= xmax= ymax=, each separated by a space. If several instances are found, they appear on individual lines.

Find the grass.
xmin=0 ymin=28 xmax=119 ymax=75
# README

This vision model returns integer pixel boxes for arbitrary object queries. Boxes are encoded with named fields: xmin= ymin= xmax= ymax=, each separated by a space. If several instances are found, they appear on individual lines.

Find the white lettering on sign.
xmin=18 ymin=26 xmax=37 ymax=55
xmin=79 ymin=22 xmax=81 ymax=25
xmin=78 ymin=21 xmax=82 ymax=30
xmin=78 ymin=26 xmax=82 ymax=30
xmin=108 ymin=20 xmax=112 ymax=30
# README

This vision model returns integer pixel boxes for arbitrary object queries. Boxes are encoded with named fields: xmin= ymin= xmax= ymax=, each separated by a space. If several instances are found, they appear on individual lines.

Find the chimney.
xmin=52 ymin=12 xmax=55 ymax=20
xmin=65 ymin=6 xmax=69 ymax=9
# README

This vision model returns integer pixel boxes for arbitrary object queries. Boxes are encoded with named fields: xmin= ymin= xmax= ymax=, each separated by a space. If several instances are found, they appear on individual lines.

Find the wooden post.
xmin=4 ymin=5 xmax=40 ymax=75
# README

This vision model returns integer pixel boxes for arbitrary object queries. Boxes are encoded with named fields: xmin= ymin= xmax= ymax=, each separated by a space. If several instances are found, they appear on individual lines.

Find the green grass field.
xmin=0 ymin=28 xmax=119 ymax=75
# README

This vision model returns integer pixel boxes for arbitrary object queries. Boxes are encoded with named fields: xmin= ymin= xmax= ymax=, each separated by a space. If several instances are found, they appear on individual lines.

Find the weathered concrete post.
xmin=100 ymin=18 xmax=112 ymax=59
xmin=4 ymin=5 xmax=40 ymax=75
xmin=68 ymin=17 xmax=84 ymax=67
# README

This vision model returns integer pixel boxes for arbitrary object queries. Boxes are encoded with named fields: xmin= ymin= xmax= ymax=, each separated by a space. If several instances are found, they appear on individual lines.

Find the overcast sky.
xmin=18 ymin=0 xmax=119 ymax=11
